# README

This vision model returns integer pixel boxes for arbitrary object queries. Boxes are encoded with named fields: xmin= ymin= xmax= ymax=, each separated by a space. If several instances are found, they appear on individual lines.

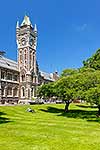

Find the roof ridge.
xmin=1 ymin=56 xmax=17 ymax=64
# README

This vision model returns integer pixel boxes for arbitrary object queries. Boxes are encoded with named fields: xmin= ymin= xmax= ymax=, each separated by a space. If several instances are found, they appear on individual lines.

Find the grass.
xmin=0 ymin=103 xmax=100 ymax=150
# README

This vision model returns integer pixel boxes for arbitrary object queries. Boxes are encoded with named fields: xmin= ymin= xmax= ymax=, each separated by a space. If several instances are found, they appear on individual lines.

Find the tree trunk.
xmin=64 ymin=101 xmax=70 ymax=112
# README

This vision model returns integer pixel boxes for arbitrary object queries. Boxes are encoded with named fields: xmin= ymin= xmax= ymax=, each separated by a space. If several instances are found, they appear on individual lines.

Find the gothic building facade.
xmin=0 ymin=16 xmax=58 ymax=104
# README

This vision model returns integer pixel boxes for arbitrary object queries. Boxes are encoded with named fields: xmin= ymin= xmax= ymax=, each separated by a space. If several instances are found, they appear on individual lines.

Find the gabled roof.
xmin=0 ymin=56 xmax=18 ymax=71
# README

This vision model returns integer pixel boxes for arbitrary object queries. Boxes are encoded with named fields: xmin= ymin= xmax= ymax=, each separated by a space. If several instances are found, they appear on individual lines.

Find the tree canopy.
xmin=60 ymin=68 xmax=79 ymax=77
xmin=83 ymin=48 xmax=100 ymax=70
xmin=38 ymin=48 xmax=100 ymax=114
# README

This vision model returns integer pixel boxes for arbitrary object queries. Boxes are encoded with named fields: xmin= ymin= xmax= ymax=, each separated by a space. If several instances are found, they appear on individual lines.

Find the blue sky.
xmin=0 ymin=0 xmax=100 ymax=73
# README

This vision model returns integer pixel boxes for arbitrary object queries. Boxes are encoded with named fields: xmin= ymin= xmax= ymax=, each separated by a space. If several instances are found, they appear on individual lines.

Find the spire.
xmin=16 ymin=21 xmax=19 ymax=28
xmin=21 ymin=15 xmax=33 ymax=27
xmin=34 ymin=24 xmax=37 ymax=32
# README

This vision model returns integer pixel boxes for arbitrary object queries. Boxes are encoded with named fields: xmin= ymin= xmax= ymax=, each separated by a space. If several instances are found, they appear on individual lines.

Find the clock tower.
xmin=16 ymin=15 xmax=38 ymax=102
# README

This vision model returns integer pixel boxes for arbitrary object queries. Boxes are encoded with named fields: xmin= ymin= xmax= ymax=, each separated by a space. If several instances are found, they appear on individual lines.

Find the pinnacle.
xmin=21 ymin=15 xmax=33 ymax=27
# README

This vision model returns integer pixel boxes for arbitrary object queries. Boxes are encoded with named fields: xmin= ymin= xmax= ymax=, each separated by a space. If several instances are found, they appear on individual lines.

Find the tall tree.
xmin=38 ymin=48 xmax=100 ymax=115
xmin=83 ymin=48 xmax=100 ymax=70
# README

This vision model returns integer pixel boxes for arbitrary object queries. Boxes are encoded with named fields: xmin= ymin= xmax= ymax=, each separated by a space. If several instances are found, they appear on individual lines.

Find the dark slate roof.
xmin=0 ymin=56 xmax=18 ymax=71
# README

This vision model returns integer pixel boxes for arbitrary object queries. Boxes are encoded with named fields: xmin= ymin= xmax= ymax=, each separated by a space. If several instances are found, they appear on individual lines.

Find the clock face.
xmin=21 ymin=38 xmax=26 ymax=46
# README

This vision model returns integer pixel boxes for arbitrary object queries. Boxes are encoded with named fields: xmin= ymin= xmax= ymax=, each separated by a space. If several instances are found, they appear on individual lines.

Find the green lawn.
xmin=0 ymin=103 xmax=100 ymax=150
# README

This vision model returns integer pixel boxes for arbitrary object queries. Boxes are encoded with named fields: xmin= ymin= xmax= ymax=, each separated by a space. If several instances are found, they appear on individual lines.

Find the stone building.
xmin=0 ymin=16 xmax=59 ymax=104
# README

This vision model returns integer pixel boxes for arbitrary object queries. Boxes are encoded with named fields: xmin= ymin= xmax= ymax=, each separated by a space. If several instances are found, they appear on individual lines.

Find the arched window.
xmin=31 ymin=87 xmax=34 ymax=97
xmin=1 ymin=71 xmax=5 ymax=79
xmin=1 ymin=88 xmax=5 ymax=96
xmin=22 ymin=74 xmax=25 ymax=81
xmin=21 ymin=87 xmax=25 ymax=97
xmin=28 ymin=89 xmax=30 ymax=98
xmin=7 ymin=87 xmax=12 ymax=96
xmin=13 ymin=88 xmax=18 ymax=97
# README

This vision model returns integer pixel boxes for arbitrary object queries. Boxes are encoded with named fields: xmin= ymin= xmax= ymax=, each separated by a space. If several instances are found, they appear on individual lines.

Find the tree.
xmin=55 ymin=69 xmax=100 ymax=113
xmin=84 ymin=86 xmax=100 ymax=115
xmin=71 ymin=70 xmax=100 ymax=115
xmin=38 ymin=68 xmax=100 ymax=114
xmin=37 ymin=82 xmax=55 ymax=99
xmin=61 ymin=68 xmax=78 ymax=77
xmin=38 ymin=48 xmax=100 ymax=115
xmin=53 ymin=75 xmax=77 ymax=112
xmin=83 ymin=48 xmax=100 ymax=70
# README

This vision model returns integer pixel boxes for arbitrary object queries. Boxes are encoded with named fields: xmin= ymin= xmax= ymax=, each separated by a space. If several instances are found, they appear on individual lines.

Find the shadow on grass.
xmin=0 ymin=112 xmax=11 ymax=124
xmin=40 ymin=107 xmax=64 ymax=113
xmin=76 ymin=104 xmax=97 ymax=108
xmin=40 ymin=106 xmax=100 ymax=123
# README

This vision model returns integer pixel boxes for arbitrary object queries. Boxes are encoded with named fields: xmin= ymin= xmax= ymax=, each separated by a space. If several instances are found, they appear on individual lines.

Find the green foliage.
xmin=83 ymin=48 xmax=100 ymax=70
xmin=38 ymin=48 xmax=100 ymax=113
xmin=84 ymin=86 xmax=100 ymax=106
xmin=54 ymin=76 xmax=75 ymax=101
xmin=79 ymin=67 xmax=95 ymax=73
xmin=38 ymin=69 xmax=100 ymax=108
xmin=60 ymin=68 xmax=79 ymax=77
xmin=37 ymin=82 xmax=55 ymax=99
xmin=32 ymin=97 xmax=35 ymax=100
